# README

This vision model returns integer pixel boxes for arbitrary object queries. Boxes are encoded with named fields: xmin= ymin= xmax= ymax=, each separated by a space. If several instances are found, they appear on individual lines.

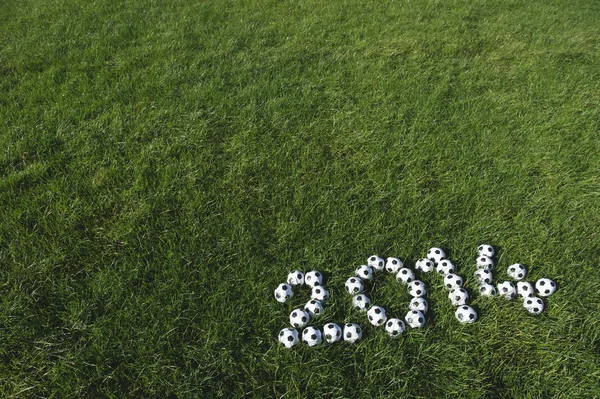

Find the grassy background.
xmin=1 ymin=0 xmax=600 ymax=397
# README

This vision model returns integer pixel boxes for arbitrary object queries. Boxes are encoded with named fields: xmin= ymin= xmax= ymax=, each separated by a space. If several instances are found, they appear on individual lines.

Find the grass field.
xmin=1 ymin=0 xmax=600 ymax=397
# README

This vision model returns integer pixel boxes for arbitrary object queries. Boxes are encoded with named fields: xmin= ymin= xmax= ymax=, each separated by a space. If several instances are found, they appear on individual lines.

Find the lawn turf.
xmin=1 ymin=0 xmax=600 ymax=397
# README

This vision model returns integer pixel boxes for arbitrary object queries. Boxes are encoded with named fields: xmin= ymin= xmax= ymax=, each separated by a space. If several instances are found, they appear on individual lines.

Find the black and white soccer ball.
xmin=396 ymin=268 xmax=416 ymax=284
xmin=343 ymin=323 xmax=362 ymax=343
xmin=385 ymin=318 xmax=406 ymax=337
xmin=287 ymin=270 xmax=305 ymax=287
xmin=476 ymin=256 xmax=494 ymax=270
xmin=304 ymin=271 xmax=323 ymax=288
xmin=497 ymin=281 xmax=516 ymax=300
xmin=516 ymin=281 xmax=534 ymax=298
xmin=478 ymin=283 xmax=497 ymax=297
xmin=405 ymin=310 xmax=426 ymax=328
xmin=385 ymin=257 xmax=404 ymax=273
xmin=355 ymin=265 xmax=374 ymax=281
xmin=523 ymin=296 xmax=545 ymax=315
xmin=436 ymin=259 xmax=455 ymax=276
xmin=507 ymin=264 xmax=527 ymax=280
xmin=304 ymin=300 xmax=324 ymax=318
xmin=367 ymin=255 xmax=385 ymax=272
xmin=474 ymin=268 xmax=493 ymax=284
xmin=444 ymin=273 xmax=464 ymax=290
xmin=352 ymin=294 xmax=371 ymax=312
xmin=367 ymin=305 xmax=387 ymax=327
xmin=535 ymin=278 xmax=556 ymax=297
xmin=408 ymin=280 xmax=427 ymax=297
xmin=289 ymin=309 xmax=310 ymax=328
xmin=427 ymin=247 xmax=446 ymax=264
xmin=302 ymin=326 xmax=323 ymax=347
xmin=274 ymin=283 xmax=293 ymax=303
xmin=311 ymin=286 xmax=329 ymax=302
xmin=345 ymin=277 xmax=364 ymax=295
xmin=477 ymin=244 xmax=495 ymax=258
xmin=278 ymin=328 xmax=299 ymax=348
xmin=449 ymin=288 xmax=469 ymax=306
xmin=409 ymin=297 xmax=428 ymax=314
xmin=323 ymin=323 xmax=343 ymax=344
xmin=455 ymin=305 xmax=477 ymax=324
xmin=415 ymin=258 xmax=435 ymax=273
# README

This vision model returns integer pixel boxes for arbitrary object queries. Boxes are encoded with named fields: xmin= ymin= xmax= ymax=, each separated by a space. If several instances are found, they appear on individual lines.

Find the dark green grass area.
xmin=1 ymin=0 xmax=600 ymax=397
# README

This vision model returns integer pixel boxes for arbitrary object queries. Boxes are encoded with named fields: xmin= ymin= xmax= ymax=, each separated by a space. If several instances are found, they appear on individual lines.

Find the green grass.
xmin=1 ymin=0 xmax=600 ymax=397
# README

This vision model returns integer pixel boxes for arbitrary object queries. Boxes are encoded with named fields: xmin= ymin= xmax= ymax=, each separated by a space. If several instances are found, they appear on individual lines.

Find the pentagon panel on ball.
xmin=385 ymin=257 xmax=403 ymax=273
xmin=367 ymin=255 xmax=385 ymax=272
xmin=455 ymin=306 xmax=478 ymax=324
xmin=405 ymin=310 xmax=426 ymax=329
xmin=396 ymin=268 xmax=415 ymax=284
xmin=305 ymin=271 xmax=323 ymax=288
xmin=427 ymin=247 xmax=446 ymax=264
xmin=385 ymin=318 xmax=406 ymax=337
xmin=274 ymin=283 xmax=293 ymax=303
xmin=323 ymin=323 xmax=343 ymax=344
xmin=477 ymin=244 xmax=495 ymax=258
xmin=535 ymin=278 xmax=557 ymax=297
xmin=278 ymin=328 xmax=299 ymax=348
xmin=287 ymin=270 xmax=305 ymax=286
xmin=355 ymin=265 xmax=374 ymax=281
xmin=367 ymin=306 xmax=387 ymax=327
xmin=302 ymin=326 xmax=323 ymax=347
xmin=415 ymin=258 xmax=435 ymax=273
xmin=343 ymin=323 xmax=362 ymax=343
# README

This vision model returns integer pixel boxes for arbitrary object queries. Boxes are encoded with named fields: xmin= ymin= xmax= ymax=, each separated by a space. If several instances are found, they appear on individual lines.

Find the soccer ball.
xmin=311 ymin=286 xmax=329 ymax=302
xmin=535 ymin=278 xmax=556 ymax=297
xmin=352 ymin=294 xmax=371 ymax=311
xmin=367 ymin=255 xmax=385 ymax=272
xmin=343 ymin=323 xmax=362 ymax=343
xmin=523 ymin=296 xmax=545 ymax=315
xmin=289 ymin=309 xmax=310 ymax=328
xmin=409 ymin=297 xmax=428 ymax=314
xmin=516 ymin=281 xmax=534 ymax=298
xmin=427 ymin=247 xmax=446 ymax=264
xmin=449 ymin=288 xmax=469 ymax=306
xmin=405 ymin=310 xmax=426 ymax=328
xmin=355 ymin=265 xmax=374 ymax=281
xmin=304 ymin=271 xmax=323 ymax=287
xmin=345 ymin=277 xmax=364 ymax=295
xmin=302 ymin=326 xmax=322 ymax=347
xmin=287 ymin=270 xmax=304 ymax=286
xmin=278 ymin=328 xmax=299 ymax=348
xmin=507 ymin=264 xmax=527 ymax=280
xmin=415 ymin=258 xmax=435 ymax=273
xmin=477 ymin=244 xmax=495 ymax=257
xmin=385 ymin=318 xmax=406 ymax=337
xmin=408 ymin=280 xmax=427 ymax=297
xmin=304 ymin=300 xmax=324 ymax=318
xmin=274 ymin=283 xmax=293 ymax=303
xmin=474 ymin=268 xmax=493 ymax=284
xmin=478 ymin=283 xmax=497 ymax=297
xmin=444 ymin=273 xmax=463 ymax=290
xmin=323 ymin=323 xmax=343 ymax=344
xmin=436 ymin=259 xmax=455 ymax=275
xmin=476 ymin=256 xmax=494 ymax=270
xmin=455 ymin=305 xmax=477 ymax=323
xmin=497 ymin=281 xmax=516 ymax=300
xmin=367 ymin=305 xmax=387 ymax=327
xmin=396 ymin=268 xmax=415 ymax=284
xmin=385 ymin=257 xmax=404 ymax=273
